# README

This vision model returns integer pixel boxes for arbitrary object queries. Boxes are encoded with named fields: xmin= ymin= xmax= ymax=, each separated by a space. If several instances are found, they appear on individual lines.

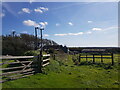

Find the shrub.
xmin=24 ymin=50 xmax=39 ymax=56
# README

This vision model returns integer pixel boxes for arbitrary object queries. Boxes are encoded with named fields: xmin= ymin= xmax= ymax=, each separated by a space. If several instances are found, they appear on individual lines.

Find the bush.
xmin=24 ymin=50 xmax=39 ymax=56
xmin=48 ymin=48 xmax=55 ymax=54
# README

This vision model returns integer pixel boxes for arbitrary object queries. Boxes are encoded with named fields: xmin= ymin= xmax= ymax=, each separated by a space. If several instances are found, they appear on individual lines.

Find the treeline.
xmin=2 ymin=34 xmax=58 ymax=56
xmin=69 ymin=47 xmax=120 ymax=53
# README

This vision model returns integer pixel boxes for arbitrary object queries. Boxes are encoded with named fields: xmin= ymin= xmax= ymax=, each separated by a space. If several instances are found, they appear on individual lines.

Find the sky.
xmin=1 ymin=2 xmax=118 ymax=47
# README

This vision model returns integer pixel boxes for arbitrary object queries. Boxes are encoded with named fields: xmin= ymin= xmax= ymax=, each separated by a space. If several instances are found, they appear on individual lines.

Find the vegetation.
xmin=2 ymin=33 xmax=58 ymax=56
xmin=69 ymin=47 xmax=120 ymax=53
xmin=24 ymin=50 xmax=40 ymax=56
xmin=2 ymin=51 xmax=119 ymax=88
xmin=1 ymin=32 xmax=119 ymax=88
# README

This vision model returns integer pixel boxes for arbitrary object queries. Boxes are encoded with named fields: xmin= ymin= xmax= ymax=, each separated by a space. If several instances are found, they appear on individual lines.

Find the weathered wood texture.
xmin=0 ymin=54 xmax=50 ymax=83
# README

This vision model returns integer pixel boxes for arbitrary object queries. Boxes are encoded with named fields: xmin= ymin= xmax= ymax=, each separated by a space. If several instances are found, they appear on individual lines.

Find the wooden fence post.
xmin=78 ymin=54 xmax=81 ymax=63
xmin=38 ymin=54 xmax=42 ymax=73
xmin=53 ymin=54 xmax=55 ymax=60
xmin=93 ymin=54 xmax=95 ymax=63
xmin=101 ymin=54 xmax=103 ymax=63
xmin=111 ymin=53 xmax=114 ymax=65
xmin=86 ymin=54 xmax=88 ymax=62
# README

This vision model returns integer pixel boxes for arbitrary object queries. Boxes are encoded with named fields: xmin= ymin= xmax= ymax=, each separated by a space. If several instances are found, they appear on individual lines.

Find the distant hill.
xmin=68 ymin=47 xmax=120 ymax=53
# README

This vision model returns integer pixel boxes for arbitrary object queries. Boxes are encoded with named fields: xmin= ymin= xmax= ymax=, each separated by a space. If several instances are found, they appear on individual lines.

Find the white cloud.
xmin=92 ymin=28 xmax=102 ymax=31
xmin=22 ymin=8 xmax=31 ymax=13
xmin=54 ymin=32 xmax=83 ymax=36
xmin=68 ymin=32 xmax=83 ymax=35
xmin=23 ymin=20 xmax=48 ymax=28
xmin=34 ymin=8 xmax=43 ymax=13
xmin=34 ymin=7 xmax=48 ymax=13
xmin=88 ymin=21 xmax=93 ymax=23
xmin=0 ymin=13 xmax=5 ymax=17
xmin=56 ymin=23 xmax=60 ymax=26
xmin=44 ymin=34 xmax=49 ymax=37
xmin=18 ymin=8 xmax=31 ymax=14
xmin=44 ymin=22 xmax=48 ymax=25
xmin=23 ymin=20 xmax=39 ymax=27
xmin=68 ymin=22 xmax=73 ymax=26
xmin=39 ymin=22 xmax=48 ymax=28
xmin=54 ymin=34 xmax=67 ymax=36
xmin=86 ymin=31 xmax=92 ymax=34
xmin=40 ymin=7 xmax=49 ymax=11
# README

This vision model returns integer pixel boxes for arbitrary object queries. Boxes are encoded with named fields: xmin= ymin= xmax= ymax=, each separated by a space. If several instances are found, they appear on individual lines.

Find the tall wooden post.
xmin=39 ymin=29 xmax=44 ymax=73
xmin=111 ymin=53 xmax=114 ymax=65
xmin=35 ymin=27 xmax=38 ymax=50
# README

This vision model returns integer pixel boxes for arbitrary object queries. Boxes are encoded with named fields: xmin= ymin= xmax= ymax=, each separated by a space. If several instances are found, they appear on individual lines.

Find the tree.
xmin=2 ymin=33 xmax=58 ymax=56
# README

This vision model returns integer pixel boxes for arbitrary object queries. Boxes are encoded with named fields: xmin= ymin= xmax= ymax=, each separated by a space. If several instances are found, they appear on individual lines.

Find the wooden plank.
xmin=8 ymin=71 xmax=35 ymax=78
xmin=1 ymin=74 xmax=34 ymax=83
xmin=11 ymin=74 xmax=34 ymax=80
xmin=43 ymin=54 xmax=50 ymax=57
xmin=0 ymin=56 xmax=35 ymax=60
xmin=79 ymin=57 xmax=111 ymax=59
xmin=80 ymin=57 xmax=93 ymax=58
xmin=80 ymin=54 xmax=111 ymax=56
xmin=22 ymin=71 xmax=35 ymax=75
xmin=1 ymin=68 xmax=34 ymax=76
xmin=42 ymin=62 xmax=50 ymax=67
xmin=22 ymin=61 xmax=33 ymax=71
xmin=0 ymin=79 xmax=7 ymax=83
xmin=1 ymin=66 xmax=25 ymax=71
xmin=43 ymin=59 xmax=50 ymax=62
xmin=100 ymin=57 xmax=111 ymax=59
xmin=0 ymin=61 xmax=32 ymax=66
xmin=1 ymin=65 xmax=32 ymax=71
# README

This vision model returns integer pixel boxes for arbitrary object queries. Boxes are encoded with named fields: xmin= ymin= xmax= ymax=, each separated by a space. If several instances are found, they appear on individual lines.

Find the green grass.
xmin=2 ymin=53 xmax=119 ymax=88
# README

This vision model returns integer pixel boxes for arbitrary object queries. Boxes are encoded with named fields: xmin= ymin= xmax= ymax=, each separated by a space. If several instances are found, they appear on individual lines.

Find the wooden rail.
xmin=73 ymin=53 xmax=114 ymax=65
xmin=0 ymin=56 xmax=35 ymax=60
xmin=0 ymin=54 xmax=50 ymax=83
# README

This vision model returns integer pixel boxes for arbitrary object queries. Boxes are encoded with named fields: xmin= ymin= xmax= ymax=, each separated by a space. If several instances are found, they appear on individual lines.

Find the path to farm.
xmin=2 ymin=53 xmax=119 ymax=88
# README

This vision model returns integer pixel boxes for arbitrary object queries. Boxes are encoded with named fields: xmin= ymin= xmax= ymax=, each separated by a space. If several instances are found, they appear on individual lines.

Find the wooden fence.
xmin=73 ymin=53 xmax=114 ymax=65
xmin=0 ymin=54 xmax=50 ymax=83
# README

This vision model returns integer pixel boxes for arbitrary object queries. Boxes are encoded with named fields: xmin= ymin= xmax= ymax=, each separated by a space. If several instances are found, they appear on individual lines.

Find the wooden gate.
xmin=0 ymin=54 xmax=50 ymax=83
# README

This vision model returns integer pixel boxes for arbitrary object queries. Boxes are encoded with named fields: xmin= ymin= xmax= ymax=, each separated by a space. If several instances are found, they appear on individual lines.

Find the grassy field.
xmin=2 ymin=53 xmax=119 ymax=88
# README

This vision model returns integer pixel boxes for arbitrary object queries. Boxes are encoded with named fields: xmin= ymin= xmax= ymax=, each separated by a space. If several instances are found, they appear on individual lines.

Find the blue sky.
xmin=1 ymin=2 xmax=118 ymax=47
